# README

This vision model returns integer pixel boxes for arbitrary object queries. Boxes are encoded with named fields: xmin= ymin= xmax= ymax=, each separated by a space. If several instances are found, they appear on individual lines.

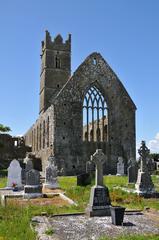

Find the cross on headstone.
xmin=91 ymin=149 xmax=106 ymax=186
xmin=48 ymin=155 xmax=56 ymax=165
xmin=138 ymin=140 xmax=150 ymax=172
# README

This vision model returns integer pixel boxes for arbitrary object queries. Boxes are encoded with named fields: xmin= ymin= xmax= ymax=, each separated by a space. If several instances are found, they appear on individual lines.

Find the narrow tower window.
xmin=55 ymin=52 xmax=61 ymax=68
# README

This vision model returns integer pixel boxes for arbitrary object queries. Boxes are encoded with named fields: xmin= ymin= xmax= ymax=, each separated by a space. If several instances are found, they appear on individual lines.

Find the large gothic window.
xmin=83 ymin=86 xmax=108 ymax=142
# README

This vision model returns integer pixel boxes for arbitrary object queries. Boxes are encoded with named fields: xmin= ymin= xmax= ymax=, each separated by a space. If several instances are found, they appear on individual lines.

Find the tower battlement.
xmin=41 ymin=30 xmax=71 ymax=53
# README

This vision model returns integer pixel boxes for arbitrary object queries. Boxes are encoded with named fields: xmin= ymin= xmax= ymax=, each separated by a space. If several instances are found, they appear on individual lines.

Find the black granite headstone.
xmin=77 ymin=173 xmax=91 ymax=186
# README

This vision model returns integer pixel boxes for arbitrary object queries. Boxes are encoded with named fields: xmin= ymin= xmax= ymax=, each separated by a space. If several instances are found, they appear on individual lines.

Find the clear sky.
xmin=0 ymin=0 xmax=159 ymax=153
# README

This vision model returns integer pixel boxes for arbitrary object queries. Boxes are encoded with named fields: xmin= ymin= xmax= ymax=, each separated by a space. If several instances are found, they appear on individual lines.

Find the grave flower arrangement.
xmin=12 ymin=182 xmax=18 ymax=191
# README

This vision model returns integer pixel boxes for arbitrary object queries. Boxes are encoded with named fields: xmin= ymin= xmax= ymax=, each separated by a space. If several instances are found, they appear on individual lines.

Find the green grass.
xmin=45 ymin=228 xmax=55 ymax=236
xmin=0 ymin=177 xmax=6 ymax=188
xmin=0 ymin=174 xmax=159 ymax=239
xmin=151 ymin=175 xmax=159 ymax=192
xmin=99 ymin=234 xmax=159 ymax=240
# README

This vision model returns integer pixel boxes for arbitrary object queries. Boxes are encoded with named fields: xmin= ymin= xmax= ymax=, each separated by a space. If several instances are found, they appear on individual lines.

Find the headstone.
xmin=116 ymin=156 xmax=125 ymax=176
xmin=43 ymin=155 xmax=59 ymax=189
xmin=77 ymin=173 xmax=91 ymax=186
xmin=24 ymin=169 xmax=42 ymax=198
xmin=86 ymin=161 xmax=95 ymax=173
xmin=135 ymin=141 xmax=156 ymax=196
xmin=25 ymin=159 xmax=33 ymax=172
xmin=86 ymin=149 xmax=111 ymax=217
xmin=156 ymin=162 xmax=159 ymax=171
xmin=23 ymin=155 xmax=34 ymax=184
xmin=7 ymin=159 xmax=22 ymax=188
xmin=147 ymin=158 xmax=156 ymax=174
xmin=127 ymin=158 xmax=138 ymax=183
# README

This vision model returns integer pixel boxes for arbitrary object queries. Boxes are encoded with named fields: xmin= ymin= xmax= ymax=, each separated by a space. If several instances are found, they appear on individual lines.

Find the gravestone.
xmin=127 ymin=158 xmax=138 ymax=183
xmin=116 ymin=156 xmax=125 ymax=176
xmin=43 ymin=155 xmax=59 ymax=189
xmin=23 ymin=154 xmax=34 ymax=184
xmin=86 ymin=161 xmax=95 ymax=173
xmin=7 ymin=159 xmax=22 ymax=188
xmin=24 ymin=169 xmax=42 ymax=198
xmin=135 ymin=141 xmax=155 ymax=196
xmin=77 ymin=173 xmax=91 ymax=186
xmin=25 ymin=159 xmax=33 ymax=172
xmin=86 ymin=149 xmax=111 ymax=217
xmin=147 ymin=158 xmax=156 ymax=174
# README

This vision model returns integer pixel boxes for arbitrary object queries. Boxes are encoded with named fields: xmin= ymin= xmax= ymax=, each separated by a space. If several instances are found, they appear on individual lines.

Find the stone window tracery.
xmin=83 ymin=86 xmax=108 ymax=142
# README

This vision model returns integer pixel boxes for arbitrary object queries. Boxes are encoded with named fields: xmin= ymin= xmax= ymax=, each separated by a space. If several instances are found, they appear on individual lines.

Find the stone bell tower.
xmin=39 ymin=30 xmax=71 ymax=114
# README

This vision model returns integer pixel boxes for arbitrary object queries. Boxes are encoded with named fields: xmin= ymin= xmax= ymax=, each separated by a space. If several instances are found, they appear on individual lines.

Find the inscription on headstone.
xmin=24 ymin=169 xmax=42 ymax=198
xmin=26 ymin=169 xmax=40 ymax=186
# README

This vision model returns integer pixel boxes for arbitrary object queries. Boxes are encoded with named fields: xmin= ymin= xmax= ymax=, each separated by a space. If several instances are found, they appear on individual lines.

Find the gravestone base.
xmin=135 ymin=170 xmax=156 ymax=197
xmin=24 ymin=185 xmax=43 ymax=199
xmin=86 ymin=185 xmax=111 ymax=217
xmin=43 ymin=182 xmax=59 ymax=189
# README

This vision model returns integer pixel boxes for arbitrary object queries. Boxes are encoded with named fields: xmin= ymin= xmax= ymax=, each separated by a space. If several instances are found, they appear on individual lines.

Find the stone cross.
xmin=48 ymin=155 xmax=56 ymax=165
xmin=138 ymin=141 xmax=150 ymax=172
xmin=90 ymin=149 xmax=106 ymax=186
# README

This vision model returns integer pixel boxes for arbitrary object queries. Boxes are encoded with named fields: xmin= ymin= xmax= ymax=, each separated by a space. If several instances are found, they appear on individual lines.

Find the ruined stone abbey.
xmin=24 ymin=31 xmax=136 ymax=175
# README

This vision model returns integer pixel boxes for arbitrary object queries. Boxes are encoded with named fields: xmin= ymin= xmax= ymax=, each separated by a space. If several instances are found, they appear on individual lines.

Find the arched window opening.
xmin=104 ymin=125 xmax=108 ymax=141
xmin=31 ymin=130 xmax=33 ymax=150
xmin=96 ymin=128 xmax=101 ymax=142
xmin=43 ymin=120 xmax=45 ymax=149
xmin=39 ymin=124 xmax=42 ymax=150
xmin=90 ymin=129 xmax=93 ymax=141
xmin=83 ymin=86 xmax=108 ymax=142
xmin=37 ymin=126 xmax=39 ymax=151
xmin=84 ymin=132 xmax=88 ymax=141
xmin=55 ymin=52 xmax=61 ymax=68
xmin=34 ymin=129 xmax=36 ymax=151
xmin=47 ymin=117 xmax=49 ymax=147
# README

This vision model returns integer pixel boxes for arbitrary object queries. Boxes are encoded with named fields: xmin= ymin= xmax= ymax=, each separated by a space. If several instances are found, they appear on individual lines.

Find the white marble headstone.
xmin=7 ymin=159 xmax=22 ymax=187
xmin=116 ymin=156 xmax=125 ymax=176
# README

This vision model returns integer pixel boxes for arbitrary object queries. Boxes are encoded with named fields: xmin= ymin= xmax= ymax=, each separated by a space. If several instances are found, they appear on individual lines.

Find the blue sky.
xmin=0 ymin=0 xmax=159 ymax=153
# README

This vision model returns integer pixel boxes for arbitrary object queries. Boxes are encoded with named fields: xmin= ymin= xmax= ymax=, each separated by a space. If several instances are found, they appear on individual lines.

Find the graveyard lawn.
xmin=99 ymin=234 xmax=159 ymax=240
xmin=0 ymin=175 xmax=159 ymax=240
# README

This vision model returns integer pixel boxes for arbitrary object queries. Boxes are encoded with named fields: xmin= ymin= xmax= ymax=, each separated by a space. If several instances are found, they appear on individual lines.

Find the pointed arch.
xmin=83 ymin=85 xmax=108 ymax=142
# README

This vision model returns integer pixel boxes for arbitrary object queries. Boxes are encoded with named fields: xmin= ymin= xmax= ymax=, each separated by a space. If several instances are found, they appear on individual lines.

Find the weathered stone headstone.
xmin=43 ymin=155 xmax=59 ymax=189
xmin=25 ymin=159 xmax=33 ymax=172
xmin=86 ymin=161 xmax=95 ymax=173
xmin=86 ymin=149 xmax=111 ymax=217
xmin=24 ymin=169 xmax=42 ymax=198
xmin=127 ymin=158 xmax=138 ymax=183
xmin=22 ymin=155 xmax=34 ymax=184
xmin=116 ymin=156 xmax=125 ymax=176
xmin=147 ymin=158 xmax=156 ymax=174
xmin=135 ymin=141 xmax=155 ymax=196
xmin=7 ymin=159 xmax=22 ymax=188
